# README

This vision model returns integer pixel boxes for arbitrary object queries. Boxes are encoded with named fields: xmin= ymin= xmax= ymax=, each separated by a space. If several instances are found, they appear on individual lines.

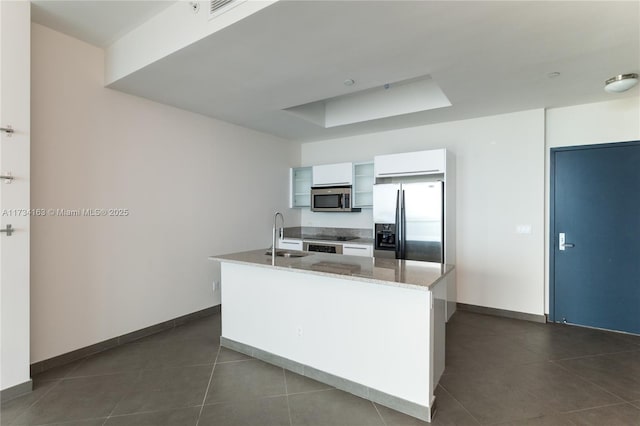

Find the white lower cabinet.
xmin=279 ymin=239 xmax=372 ymax=257
xmin=342 ymin=244 xmax=373 ymax=257
xmin=277 ymin=239 xmax=303 ymax=251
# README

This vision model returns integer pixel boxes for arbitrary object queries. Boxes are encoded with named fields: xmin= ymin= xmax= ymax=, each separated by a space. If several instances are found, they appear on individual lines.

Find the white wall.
xmin=30 ymin=23 xmax=300 ymax=363
xmin=1 ymin=0 xmax=31 ymax=392
xmin=544 ymin=98 xmax=640 ymax=312
xmin=301 ymin=110 xmax=546 ymax=315
xmin=546 ymin=98 xmax=640 ymax=148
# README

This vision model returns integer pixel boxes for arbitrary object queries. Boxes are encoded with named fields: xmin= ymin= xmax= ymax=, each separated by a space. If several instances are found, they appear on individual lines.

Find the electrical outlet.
xmin=297 ymin=326 xmax=303 ymax=337
xmin=213 ymin=280 xmax=220 ymax=292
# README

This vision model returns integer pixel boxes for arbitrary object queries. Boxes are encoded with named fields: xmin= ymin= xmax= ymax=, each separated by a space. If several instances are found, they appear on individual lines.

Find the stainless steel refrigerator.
xmin=373 ymin=181 xmax=444 ymax=262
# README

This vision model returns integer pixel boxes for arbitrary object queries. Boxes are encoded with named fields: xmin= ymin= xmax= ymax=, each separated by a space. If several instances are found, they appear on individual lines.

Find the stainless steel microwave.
xmin=310 ymin=186 xmax=361 ymax=212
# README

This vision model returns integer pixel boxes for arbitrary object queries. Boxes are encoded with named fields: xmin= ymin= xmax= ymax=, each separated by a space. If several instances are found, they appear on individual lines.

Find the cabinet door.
xmin=353 ymin=162 xmax=374 ymax=208
xmin=343 ymin=244 xmax=373 ymax=257
xmin=312 ymin=162 xmax=353 ymax=186
xmin=290 ymin=167 xmax=312 ymax=208
xmin=277 ymin=239 xmax=303 ymax=251
xmin=375 ymin=149 xmax=445 ymax=177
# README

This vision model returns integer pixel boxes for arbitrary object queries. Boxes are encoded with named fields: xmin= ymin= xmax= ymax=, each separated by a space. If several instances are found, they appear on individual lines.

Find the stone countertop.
xmin=209 ymin=249 xmax=454 ymax=292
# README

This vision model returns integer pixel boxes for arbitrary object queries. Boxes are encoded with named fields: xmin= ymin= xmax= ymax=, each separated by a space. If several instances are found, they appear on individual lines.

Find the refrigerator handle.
xmin=401 ymin=190 xmax=406 ymax=259
xmin=440 ymin=181 xmax=445 ymax=263
xmin=395 ymin=190 xmax=401 ymax=259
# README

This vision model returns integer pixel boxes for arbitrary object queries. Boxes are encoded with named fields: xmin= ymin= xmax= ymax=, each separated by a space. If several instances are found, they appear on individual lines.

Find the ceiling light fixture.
xmin=604 ymin=73 xmax=639 ymax=93
xmin=343 ymin=79 xmax=355 ymax=86
xmin=547 ymin=72 xmax=561 ymax=78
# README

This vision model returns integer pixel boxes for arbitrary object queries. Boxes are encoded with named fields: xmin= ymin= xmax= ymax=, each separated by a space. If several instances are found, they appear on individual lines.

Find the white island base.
xmin=216 ymin=254 xmax=453 ymax=422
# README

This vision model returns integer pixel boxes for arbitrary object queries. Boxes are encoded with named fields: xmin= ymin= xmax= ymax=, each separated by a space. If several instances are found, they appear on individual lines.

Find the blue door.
xmin=551 ymin=141 xmax=640 ymax=334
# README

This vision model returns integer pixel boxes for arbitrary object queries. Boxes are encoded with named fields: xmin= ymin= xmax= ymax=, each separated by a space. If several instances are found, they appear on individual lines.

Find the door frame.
xmin=549 ymin=140 xmax=640 ymax=323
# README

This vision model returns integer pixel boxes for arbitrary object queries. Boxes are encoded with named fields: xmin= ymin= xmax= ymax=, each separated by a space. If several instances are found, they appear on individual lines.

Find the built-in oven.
xmin=303 ymin=241 xmax=343 ymax=254
xmin=310 ymin=186 xmax=360 ymax=212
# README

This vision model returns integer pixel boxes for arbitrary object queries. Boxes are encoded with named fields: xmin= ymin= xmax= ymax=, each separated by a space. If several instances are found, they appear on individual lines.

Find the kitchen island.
xmin=209 ymin=249 xmax=456 ymax=422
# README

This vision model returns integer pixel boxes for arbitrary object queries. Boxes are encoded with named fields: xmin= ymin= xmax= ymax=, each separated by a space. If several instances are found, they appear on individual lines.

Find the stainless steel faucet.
xmin=272 ymin=212 xmax=284 ymax=264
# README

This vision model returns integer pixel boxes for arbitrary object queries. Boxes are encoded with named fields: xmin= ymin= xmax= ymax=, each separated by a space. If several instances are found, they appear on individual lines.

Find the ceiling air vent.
xmin=209 ymin=0 xmax=246 ymax=19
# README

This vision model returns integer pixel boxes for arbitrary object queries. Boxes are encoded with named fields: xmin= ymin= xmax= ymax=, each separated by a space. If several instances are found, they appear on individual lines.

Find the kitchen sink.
xmin=265 ymin=250 xmax=310 ymax=258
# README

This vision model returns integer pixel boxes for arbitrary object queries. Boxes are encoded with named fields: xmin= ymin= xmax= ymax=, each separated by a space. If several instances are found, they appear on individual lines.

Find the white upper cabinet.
xmin=312 ymin=162 xmax=353 ymax=186
xmin=353 ymin=162 xmax=374 ymax=208
xmin=374 ymin=149 xmax=446 ymax=178
xmin=290 ymin=167 xmax=312 ymax=208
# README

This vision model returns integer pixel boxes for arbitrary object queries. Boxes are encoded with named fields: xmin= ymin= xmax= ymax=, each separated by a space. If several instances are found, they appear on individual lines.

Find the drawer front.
xmin=342 ymin=244 xmax=373 ymax=257
xmin=277 ymin=239 xmax=303 ymax=251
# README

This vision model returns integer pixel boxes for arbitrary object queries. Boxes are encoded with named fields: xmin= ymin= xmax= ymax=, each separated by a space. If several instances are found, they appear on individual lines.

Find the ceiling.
xmin=32 ymin=1 xmax=640 ymax=142
xmin=31 ymin=1 xmax=175 ymax=47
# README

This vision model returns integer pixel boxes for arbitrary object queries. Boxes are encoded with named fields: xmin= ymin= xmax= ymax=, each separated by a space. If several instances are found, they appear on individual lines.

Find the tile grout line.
xmin=371 ymin=401 xmax=388 ymax=426
xmin=214 ymin=358 xmax=255 ymax=365
xmin=548 ymin=348 xmax=640 ymax=363
xmin=5 ymin=378 xmax=63 ymax=425
xmin=282 ymin=369 xmax=293 ymax=426
xmin=444 ymin=357 xmax=626 ymax=425
xmin=441 ymin=346 xmax=634 ymax=378
xmin=21 ymin=320 xmax=222 ymax=426
xmin=100 ymin=405 xmax=203 ymax=422
xmin=195 ymin=344 xmax=222 ymax=426
xmin=560 ymin=400 xmax=633 ymax=415
xmin=441 ymin=358 xmax=555 ymax=379
xmin=286 ymin=388 xmax=334 ymax=397
xmin=437 ymin=383 xmax=483 ymax=425
xmin=61 ymin=361 xmax=219 ymax=382
xmin=550 ymin=360 xmax=630 ymax=404
xmin=100 ymin=370 xmax=144 ymax=426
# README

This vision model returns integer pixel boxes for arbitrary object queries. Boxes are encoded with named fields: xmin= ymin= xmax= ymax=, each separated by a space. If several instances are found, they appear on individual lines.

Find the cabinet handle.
xmin=345 ymin=246 xmax=367 ymax=250
xmin=1 ymin=125 xmax=14 ymax=136
xmin=378 ymin=170 xmax=440 ymax=176
xmin=0 ymin=224 xmax=14 ymax=236
xmin=315 ymin=182 xmax=350 ymax=186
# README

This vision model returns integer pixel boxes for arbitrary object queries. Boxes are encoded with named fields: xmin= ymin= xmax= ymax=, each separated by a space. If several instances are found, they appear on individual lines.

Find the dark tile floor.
xmin=2 ymin=310 xmax=639 ymax=425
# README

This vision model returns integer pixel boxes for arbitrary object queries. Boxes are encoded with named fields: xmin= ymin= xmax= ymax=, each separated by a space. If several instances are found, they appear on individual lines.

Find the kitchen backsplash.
xmin=300 ymin=209 xmax=374 ymax=229
xmin=283 ymin=226 xmax=372 ymax=239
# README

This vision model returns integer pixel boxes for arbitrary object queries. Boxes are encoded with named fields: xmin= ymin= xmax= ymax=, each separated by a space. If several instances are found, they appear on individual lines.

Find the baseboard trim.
xmin=30 ymin=305 xmax=221 ymax=377
xmin=221 ymin=336 xmax=432 ymax=422
xmin=1 ymin=379 xmax=33 ymax=402
xmin=456 ymin=303 xmax=546 ymax=323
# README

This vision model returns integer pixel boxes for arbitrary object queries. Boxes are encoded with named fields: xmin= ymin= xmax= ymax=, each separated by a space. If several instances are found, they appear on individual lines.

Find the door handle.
xmin=559 ymin=233 xmax=575 ymax=251
xmin=1 ymin=172 xmax=14 ymax=183
xmin=0 ymin=125 xmax=14 ymax=136
xmin=0 ymin=224 xmax=14 ymax=236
